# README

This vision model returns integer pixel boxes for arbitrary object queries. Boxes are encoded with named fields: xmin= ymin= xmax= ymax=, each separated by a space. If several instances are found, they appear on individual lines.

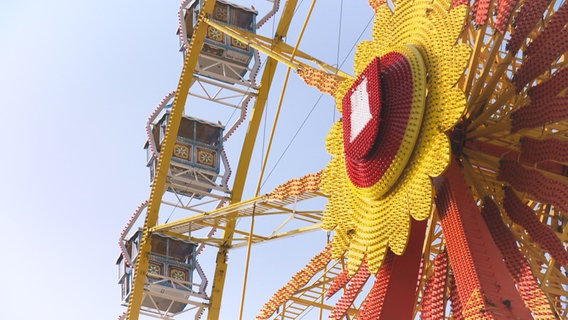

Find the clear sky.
xmin=0 ymin=1 xmax=373 ymax=319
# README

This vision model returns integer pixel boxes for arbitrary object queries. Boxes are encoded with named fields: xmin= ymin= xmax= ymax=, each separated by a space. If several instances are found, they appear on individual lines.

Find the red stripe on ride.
xmin=344 ymin=52 xmax=413 ymax=188
xmin=343 ymin=57 xmax=381 ymax=161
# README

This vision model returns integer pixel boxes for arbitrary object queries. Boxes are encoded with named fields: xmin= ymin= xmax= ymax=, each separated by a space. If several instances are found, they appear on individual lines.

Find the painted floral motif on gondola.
xmin=207 ymin=27 xmax=223 ymax=42
xmin=147 ymin=263 xmax=162 ymax=276
xmin=174 ymin=144 xmax=190 ymax=160
xmin=170 ymin=269 xmax=187 ymax=281
xmin=231 ymin=37 xmax=248 ymax=50
xmin=197 ymin=148 xmax=215 ymax=168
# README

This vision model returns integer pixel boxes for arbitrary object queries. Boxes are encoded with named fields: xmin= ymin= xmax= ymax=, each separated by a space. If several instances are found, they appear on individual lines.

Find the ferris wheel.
xmin=117 ymin=0 xmax=568 ymax=319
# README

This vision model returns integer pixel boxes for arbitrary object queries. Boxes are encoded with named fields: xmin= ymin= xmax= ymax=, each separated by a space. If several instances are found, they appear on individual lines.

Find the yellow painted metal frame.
xmin=125 ymin=0 xmax=218 ymax=319
xmin=125 ymin=0 xmax=347 ymax=316
xmin=207 ymin=1 xmax=301 ymax=317
xmin=204 ymin=18 xmax=352 ymax=81
xmin=150 ymin=191 xmax=324 ymax=248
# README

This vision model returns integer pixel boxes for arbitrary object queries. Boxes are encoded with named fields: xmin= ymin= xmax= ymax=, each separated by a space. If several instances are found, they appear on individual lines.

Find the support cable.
xmin=334 ymin=0 xmax=344 ymax=136
xmin=260 ymin=12 xmax=374 ymax=188
xmin=336 ymin=0 xmax=344 ymax=72
xmin=238 ymin=1 xmax=319 ymax=319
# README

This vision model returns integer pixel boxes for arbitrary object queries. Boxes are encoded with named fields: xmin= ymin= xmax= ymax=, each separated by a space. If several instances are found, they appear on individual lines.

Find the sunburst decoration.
xmin=314 ymin=0 xmax=470 ymax=274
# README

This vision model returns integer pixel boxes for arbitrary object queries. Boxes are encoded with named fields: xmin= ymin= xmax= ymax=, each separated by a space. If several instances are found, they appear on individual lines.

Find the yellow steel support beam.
xmin=204 ymin=18 xmax=352 ymax=80
xmin=207 ymin=1 xmax=300 ymax=318
xmin=151 ymin=196 xmax=262 ymax=231
xmin=230 ymin=224 xmax=322 ymax=248
xmin=125 ymin=0 xmax=217 ymax=319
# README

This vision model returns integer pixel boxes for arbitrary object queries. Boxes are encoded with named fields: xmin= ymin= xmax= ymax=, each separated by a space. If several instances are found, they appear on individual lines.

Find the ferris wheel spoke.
xmin=435 ymin=159 xmax=534 ymax=319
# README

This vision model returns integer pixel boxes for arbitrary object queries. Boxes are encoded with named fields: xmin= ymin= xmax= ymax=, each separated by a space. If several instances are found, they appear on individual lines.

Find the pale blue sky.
xmin=0 ymin=1 xmax=373 ymax=319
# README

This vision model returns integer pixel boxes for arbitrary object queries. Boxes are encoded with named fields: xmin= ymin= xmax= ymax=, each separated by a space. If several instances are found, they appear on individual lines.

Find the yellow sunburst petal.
xmin=322 ymin=120 xmax=344 ymax=157
xmin=388 ymin=209 xmax=410 ymax=255
xmin=347 ymin=236 xmax=367 ymax=273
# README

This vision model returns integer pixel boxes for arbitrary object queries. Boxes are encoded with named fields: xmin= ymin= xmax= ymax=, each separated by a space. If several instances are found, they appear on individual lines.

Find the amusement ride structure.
xmin=117 ymin=0 xmax=568 ymax=318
